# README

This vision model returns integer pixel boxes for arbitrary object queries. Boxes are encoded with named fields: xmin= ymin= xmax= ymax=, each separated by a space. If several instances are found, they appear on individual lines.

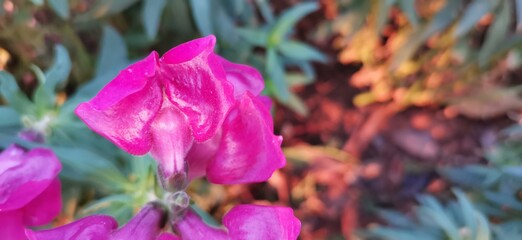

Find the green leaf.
xmin=375 ymin=0 xmax=396 ymax=34
xmin=237 ymin=28 xmax=268 ymax=47
xmin=286 ymin=72 xmax=313 ymax=87
xmin=45 ymin=44 xmax=71 ymax=93
xmin=475 ymin=211 xmax=491 ymax=240
xmin=189 ymin=0 xmax=214 ymax=36
xmin=75 ymin=0 xmax=139 ymax=20
xmin=255 ymin=0 xmax=274 ymax=23
xmin=479 ymin=0 xmax=511 ymax=67
xmin=455 ymin=0 xmax=493 ymax=38
xmin=285 ymin=92 xmax=308 ymax=117
xmin=453 ymin=189 xmax=477 ymax=239
xmin=141 ymin=0 xmax=166 ymax=39
xmin=398 ymin=0 xmax=419 ymax=27
xmin=268 ymin=2 xmax=318 ymax=46
xmin=416 ymin=195 xmax=461 ymax=240
xmin=47 ymin=0 xmax=69 ymax=19
xmin=391 ymin=0 xmax=461 ymax=69
xmin=31 ymin=65 xmax=55 ymax=111
xmin=0 ymin=71 xmax=35 ymax=114
xmin=53 ymin=147 xmax=130 ymax=192
xmin=0 ymin=106 xmax=20 ymax=127
xmin=96 ymin=25 xmax=128 ymax=76
xmin=377 ymin=209 xmax=416 ymax=228
xmin=266 ymin=48 xmax=290 ymax=102
xmin=278 ymin=41 xmax=328 ymax=63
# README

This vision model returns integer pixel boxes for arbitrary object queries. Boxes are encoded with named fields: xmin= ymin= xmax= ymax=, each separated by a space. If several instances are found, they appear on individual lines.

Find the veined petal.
xmin=21 ymin=178 xmax=61 ymax=226
xmin=218 ymin=56 xmax=264 ymax=98
xmin=175 ymin=210 xmax=228 ymax=240
xmin=185 ymin=131 xmax=221 ymax=181
xmin=111 ymin=203 xmax=168 ymax=240
xmin=150 ymin=104 xmax=194 ymax=186
xmin=157 ymin=233 xmax=180 ymax=240
xmin=206 ymin=93 xmax=285 ymax=184
xmin=223 ymin=204 xmax=301 ymax=240
xmin=25 ymin=215 xmax=117 ymax=240
xmin=160 ymin=35 xmax=234 ymax=142
xmin=0 ymin=210 xmax=25 ymax=240
xmin=75 ymin=52 xmax=162 ymax=155
xmin=0 ymin=147 xmax=61 ymax=211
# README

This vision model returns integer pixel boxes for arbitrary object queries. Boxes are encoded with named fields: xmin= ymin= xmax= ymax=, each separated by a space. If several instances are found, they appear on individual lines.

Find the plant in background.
xmin=329 ymin=0 xmax=522 ymax=118
xmin=365 ymin=189 xmax=492 ymax=240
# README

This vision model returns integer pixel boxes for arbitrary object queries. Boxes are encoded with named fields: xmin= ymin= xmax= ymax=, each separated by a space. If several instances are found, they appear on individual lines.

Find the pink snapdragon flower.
xmin=26 ymin=203 xmax=177 ymax=240
xmin=0 ymin=145 xmax=62 ymax=240
xmin=175 ymin=204 xmax=301 ymax=240
xmin=75 ymin=35 xmax=285 ymax=187
xmin=26 ymin=203 xmax=300 ymax=240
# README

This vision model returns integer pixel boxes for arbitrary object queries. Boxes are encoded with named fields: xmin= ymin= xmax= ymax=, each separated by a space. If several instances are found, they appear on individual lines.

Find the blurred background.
xmin=2 ymin=0 xmax=522 ymax=239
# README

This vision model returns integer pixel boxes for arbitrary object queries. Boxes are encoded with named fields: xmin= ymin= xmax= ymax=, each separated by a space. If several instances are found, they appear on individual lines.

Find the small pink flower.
xmin=0 ymin=145 xmax=62 ymax=240
xmin=75 ymin=35 xmax=285 ymax=186
xmin=26 ymin=203 xmax=176 ymax=240
xmin=175 ymin=204 xmax=301 ymax=240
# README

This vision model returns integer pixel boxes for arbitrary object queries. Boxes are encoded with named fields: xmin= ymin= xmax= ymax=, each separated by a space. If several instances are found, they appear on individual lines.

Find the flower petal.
xmin=0 ymin=147 xmax=61 ymax=211
xmin=21 ymin=178 xmax=61 ymax=226
xmin=160 ymin=35 xmax=234 ymax=142
xmin=25 ymin=215 xmax=117 ymax=240
xmin=0 ymin=210 xmax=25 ymax=240
xmin=156 ymin=233 xmax=180 ymax=240
xmin=175 ymin=210 xmax=228 ymax=240
xmin=112 ymin=203 xmax=168 ymax=240
xmin=150 ymin=104 xmax=194 ymax=186
xmin=218 ymin=56 xmax=264 ymax=98
xmin=223 ymin=204 xmax=301 ymax=240
xmin=206 ymin=93 xmax=285 ymax=184
xmin=185 ymin=132 xmax=221 ymax=181
xmin=75 ymin=52 xmax=162 ymax=155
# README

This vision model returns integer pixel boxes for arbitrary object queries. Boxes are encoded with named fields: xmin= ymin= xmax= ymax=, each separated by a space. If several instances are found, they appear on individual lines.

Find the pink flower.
xmin=75 ymin=35 xmax=285 ymax=187
xmin=0 ymin=145 xmax=62 ymax=240
xmin=26 ymin=203 xmax=177 ymax=240
xmin=175 ymin=204 xmax=301 ymax=240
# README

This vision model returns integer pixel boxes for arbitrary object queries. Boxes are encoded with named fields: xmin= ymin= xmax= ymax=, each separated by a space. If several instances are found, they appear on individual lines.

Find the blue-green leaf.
xmin=32 ymin=65 xmax=55 ymax=111
xmin=141 ymin=0 xmax=166 ymax=39
xmin=47 ymin=0 xmax=69 ymax=19
xmin=0 ymin=71 xmax=35 ymax=114
xmin=237 ymin=28 xmax=268 ymax=47
xmin=479 ymin=0 xmax=512 ymax=67
xmin=255 ymin=0 xmax=274 ymax=23
xmin=53 ymin=147 xmax=130 ymax=192
xmin=0 ymin=106 xmax=20 ymax=127
xmin=266 ymin=48 xmax=290 ymax=102
xmin=268 ymin=2 xmax=318 ymax=46
xmin=398 ymin=0 xmax=419 ymax=27
xmin=453 ymin=189 xmax=477 ymax=239
xmin=45 ymin=44 xmax=71 ymax=93
xmin=455 ymin=0 xmax=493 ymax=38
xmin=96 ymin=25 xmax=128 ymax=76
xmin=189 ymin=0 xmax=214 ymax=36
xmin=278 ymin=41 xmax=328 ymax=63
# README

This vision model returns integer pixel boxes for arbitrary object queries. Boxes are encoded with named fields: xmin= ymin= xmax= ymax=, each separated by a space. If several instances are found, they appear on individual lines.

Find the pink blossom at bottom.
xmin=0 ymin=145 xmax=62 ymax=240
xmin=26 ymin=203 xmax=175 ymax=240
xmin=175 ymin=204 xmax=301 ymax=240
